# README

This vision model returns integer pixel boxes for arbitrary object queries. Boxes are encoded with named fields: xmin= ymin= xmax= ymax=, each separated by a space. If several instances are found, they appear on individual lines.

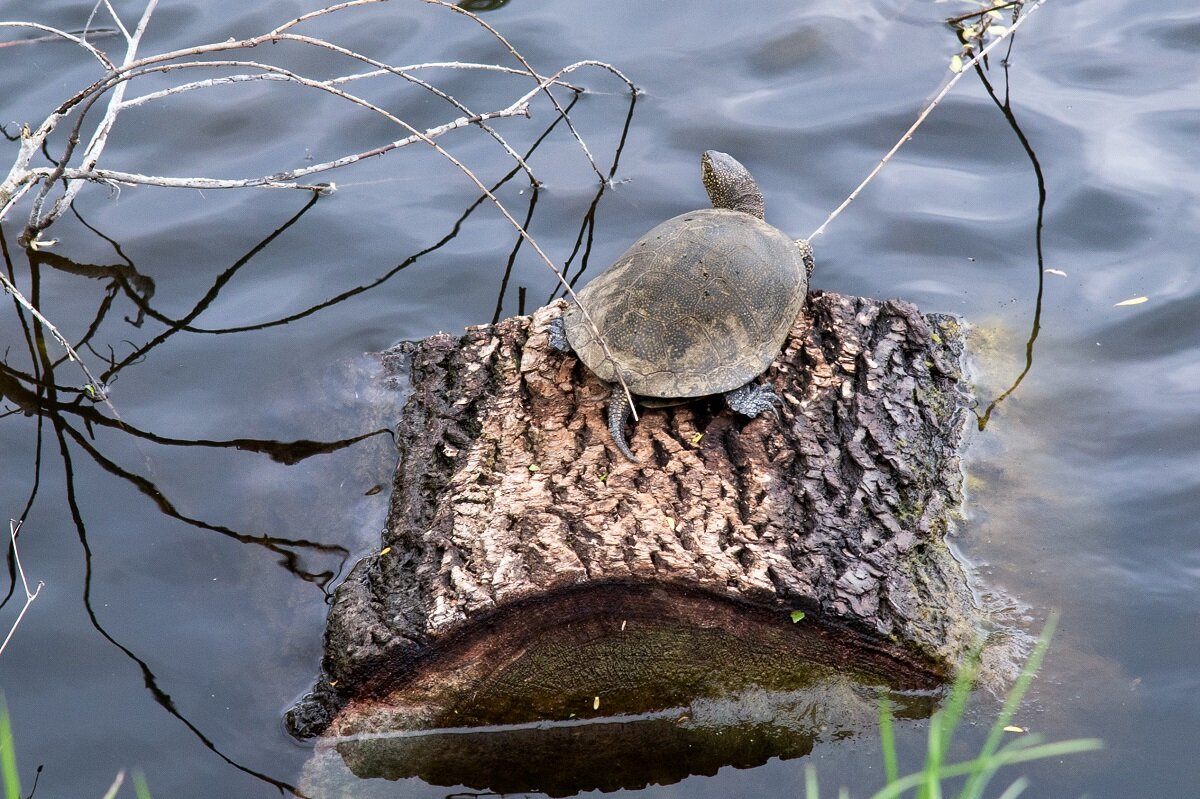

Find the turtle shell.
xmin=562 ymin=207 xmax=809 ymax=398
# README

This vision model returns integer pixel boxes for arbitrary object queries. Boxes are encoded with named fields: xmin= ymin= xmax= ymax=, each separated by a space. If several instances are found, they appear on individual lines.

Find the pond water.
xmin=2 ymin=0 xmax=1198 ymax=797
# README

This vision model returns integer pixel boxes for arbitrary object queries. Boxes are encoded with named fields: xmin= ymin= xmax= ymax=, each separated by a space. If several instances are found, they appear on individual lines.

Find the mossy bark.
xmin=287 ymin=291 xmax=977 ymax=747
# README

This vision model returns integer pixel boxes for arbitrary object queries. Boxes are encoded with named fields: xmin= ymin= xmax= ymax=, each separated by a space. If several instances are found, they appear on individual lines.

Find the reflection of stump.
xmin=288 ymin=292 xmax=977 ymax=791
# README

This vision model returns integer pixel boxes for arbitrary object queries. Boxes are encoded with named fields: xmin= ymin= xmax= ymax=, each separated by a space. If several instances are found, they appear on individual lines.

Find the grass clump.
xmin=804 ymin=613 xmax=1101 ymax=799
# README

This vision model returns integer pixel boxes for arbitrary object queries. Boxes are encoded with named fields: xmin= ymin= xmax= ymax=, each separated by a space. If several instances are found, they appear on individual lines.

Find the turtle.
xmin=548 ymin=150 xmax=814 ymax=462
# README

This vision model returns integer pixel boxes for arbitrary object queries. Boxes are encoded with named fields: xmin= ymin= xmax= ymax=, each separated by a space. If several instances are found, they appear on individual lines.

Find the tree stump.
xmin=288 ymin=291 xmax=977 ymax=791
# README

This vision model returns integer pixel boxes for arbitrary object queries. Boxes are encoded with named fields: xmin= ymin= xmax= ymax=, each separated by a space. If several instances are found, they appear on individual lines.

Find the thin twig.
xmin=946 ymin=1 xmax=1020 ymax=27
xmin=116 ymin=62 xmax=582 ymax=110
xmin=0 ymin=520 xmax=45 ymax=659
xmin=426 ymin=0 xmax=633 ymax=182
xmin=32 ymin=0 xmax=159 ymax=231
xmin=1 ymin=270 xmax=110 ymax=398
xmin=0 ymin=21 xmax=115 ymax=68
xmin=808 ymin=0 xmax=1046 ymax=241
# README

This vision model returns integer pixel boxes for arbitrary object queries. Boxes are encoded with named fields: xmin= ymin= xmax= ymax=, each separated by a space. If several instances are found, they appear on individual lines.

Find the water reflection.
xmin=953 ymin=26 xmax=1049 ymax=432
xmin=306 ymin=684 xmax=938 ymax=797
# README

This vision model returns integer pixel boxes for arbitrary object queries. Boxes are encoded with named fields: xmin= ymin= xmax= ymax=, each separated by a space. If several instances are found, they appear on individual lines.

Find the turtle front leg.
xmin=547 ymin=316 xmax=572 ymax=354
xmin=725 ymin=381 xmax=782 ymax=423
xmin=607 ymin=388 xmax=639 ymax=463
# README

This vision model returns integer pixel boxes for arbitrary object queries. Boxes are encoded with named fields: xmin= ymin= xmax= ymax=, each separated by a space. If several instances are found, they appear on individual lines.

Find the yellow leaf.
xmin=1114 ymin=296 xmax=1148 ymax=307
xmin=593 ymin=696 xmax=600 ymax=710
xmin=950 ymin=54 xmax=964 ymax=73
xmin=528 ymin=463 xmax=540 ymax=472
xmin=380 ymin=547 xmax=391 ymax=556
xmin=1003 ymin=725 xmax=1025 ymax=733
xmin=690 ymin=432 xmax=704 ymax=445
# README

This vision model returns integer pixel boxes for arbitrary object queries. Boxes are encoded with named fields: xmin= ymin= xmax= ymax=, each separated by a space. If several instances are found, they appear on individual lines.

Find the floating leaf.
xmin=790 ymin=610 xmax=806 ymax=623
xmin=1114 ymin=296 xmax=1148 ymax=307
xmin=593 ymin=696 xmax=600 ymax=710
xmin=1004 ymin=725 xmax=1026 ymax=733
xmin=949 ymin=54 xmax=964 ymax=73
xmin=1044 ymin=268 xmax=1067 ymax=277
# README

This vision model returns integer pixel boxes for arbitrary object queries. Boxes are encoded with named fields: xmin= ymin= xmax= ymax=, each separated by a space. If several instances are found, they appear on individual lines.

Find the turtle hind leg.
xmin=725 ymin=381 xmax=781 ymax=423
xmin=607 ymin=388 xmax=639 ymax=463
xmin=547 ymin=316 xmax=572 ymax=354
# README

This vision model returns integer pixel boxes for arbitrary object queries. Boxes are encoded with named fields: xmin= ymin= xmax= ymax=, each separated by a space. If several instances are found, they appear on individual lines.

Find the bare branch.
xmin=267 ymin=0 xmax=389 ymax=37
xmin=0 ymin=21 xmax=115 ymax=68
xmin=808 ymin=0 xmax=1048 ymax=241
xmin=0 ymin=270 xmax=111 ymax=398
xmin=93 ymin=0 xmax=132 ymax=43
xmin=32 ymin=0 xmax=159 ymax=228
xmin=426 ymin=0 xmax=618 ymax=182
xmin=0 ymin=520 xmax=45 ymax=659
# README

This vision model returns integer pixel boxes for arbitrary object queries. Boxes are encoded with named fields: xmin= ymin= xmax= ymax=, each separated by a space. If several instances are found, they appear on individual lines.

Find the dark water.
xmin=2 ymin=0 xmax=1197 ymax=796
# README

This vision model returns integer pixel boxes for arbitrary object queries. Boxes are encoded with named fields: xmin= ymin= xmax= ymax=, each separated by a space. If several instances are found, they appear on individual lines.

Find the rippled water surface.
xmin=2 ymin=0 xmax=1198 ymax=796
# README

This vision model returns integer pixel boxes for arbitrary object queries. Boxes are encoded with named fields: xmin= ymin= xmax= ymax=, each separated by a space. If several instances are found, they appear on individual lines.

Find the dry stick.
xmin=32 ymin=0 xmax=158 ymax=231
xmin=269 ymin=31 xmax=539 ymax=184
xmin=0 ymin=520 xmax=45 ymax=659
xmin=427 ymin=0 xmax=627 ymax=182
xmin=807 ymin=0 xmax=1047 ymax=241
xmin=946 ymin=1 xmax=1021 ymax=27
xmin=16 ymin=56 xmax=611 ymax=191
xmin=0 ymin=271 xmax=109 ymax=398
xmin=2 ymin=7 xmax=606 ymax=218
xmin=116 ymin=62 xmax=582 ymax=110
xmin=0 ymin=21 xmax=115 ymax=68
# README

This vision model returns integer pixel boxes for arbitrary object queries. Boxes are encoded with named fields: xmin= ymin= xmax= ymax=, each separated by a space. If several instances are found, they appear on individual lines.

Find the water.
xmin=2 ymin=0 xmax=1198 ymax=796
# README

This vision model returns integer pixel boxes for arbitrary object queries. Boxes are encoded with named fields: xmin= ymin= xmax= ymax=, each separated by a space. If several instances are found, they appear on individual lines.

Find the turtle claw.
xmin=607 ymin=389 xmax=639 ymax=463
xmin=725 ymin=382 xmax=781 ymax=423
xmin=547 ymin=316 xmax=572 ymax=354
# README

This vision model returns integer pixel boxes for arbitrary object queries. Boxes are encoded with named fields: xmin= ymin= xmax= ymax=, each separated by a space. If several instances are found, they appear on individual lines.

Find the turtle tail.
xmin=607 ymin=388 xmax=639 ymax=463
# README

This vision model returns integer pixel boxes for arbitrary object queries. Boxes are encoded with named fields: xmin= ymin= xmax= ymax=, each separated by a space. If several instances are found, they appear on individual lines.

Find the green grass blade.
xmin=918 ymin=644 xmax=980 ymax=799
xmin=869 ymin=738 xmax=1103 ymax=799
xmin=959 ymin=613 xmax=1059 ymax=799
xmin=994 ymin=776 xmax=1029 ymax=799
xmin=134 ymin=769 xmax=153 ymax=799
xmin=879 ymin=696 xmax=899 ymax=785
xmin=805 ymin=763 xmax=821 ymax=799
xmin=0 ymin=697 xmax=19 ymax=799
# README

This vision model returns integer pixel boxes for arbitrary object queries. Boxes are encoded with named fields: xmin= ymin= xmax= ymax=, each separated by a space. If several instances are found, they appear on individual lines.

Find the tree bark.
xmin=287 ymin=291 xmax=977 ymax=749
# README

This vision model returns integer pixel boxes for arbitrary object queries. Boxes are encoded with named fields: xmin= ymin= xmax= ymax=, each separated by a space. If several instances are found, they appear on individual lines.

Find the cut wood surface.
xmin=287 ymin=291 xmax=978 ymax=747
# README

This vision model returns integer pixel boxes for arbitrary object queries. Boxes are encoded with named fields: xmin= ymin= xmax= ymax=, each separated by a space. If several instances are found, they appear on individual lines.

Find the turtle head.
xmin=701 ymin=150 xmax=765 ymax=219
